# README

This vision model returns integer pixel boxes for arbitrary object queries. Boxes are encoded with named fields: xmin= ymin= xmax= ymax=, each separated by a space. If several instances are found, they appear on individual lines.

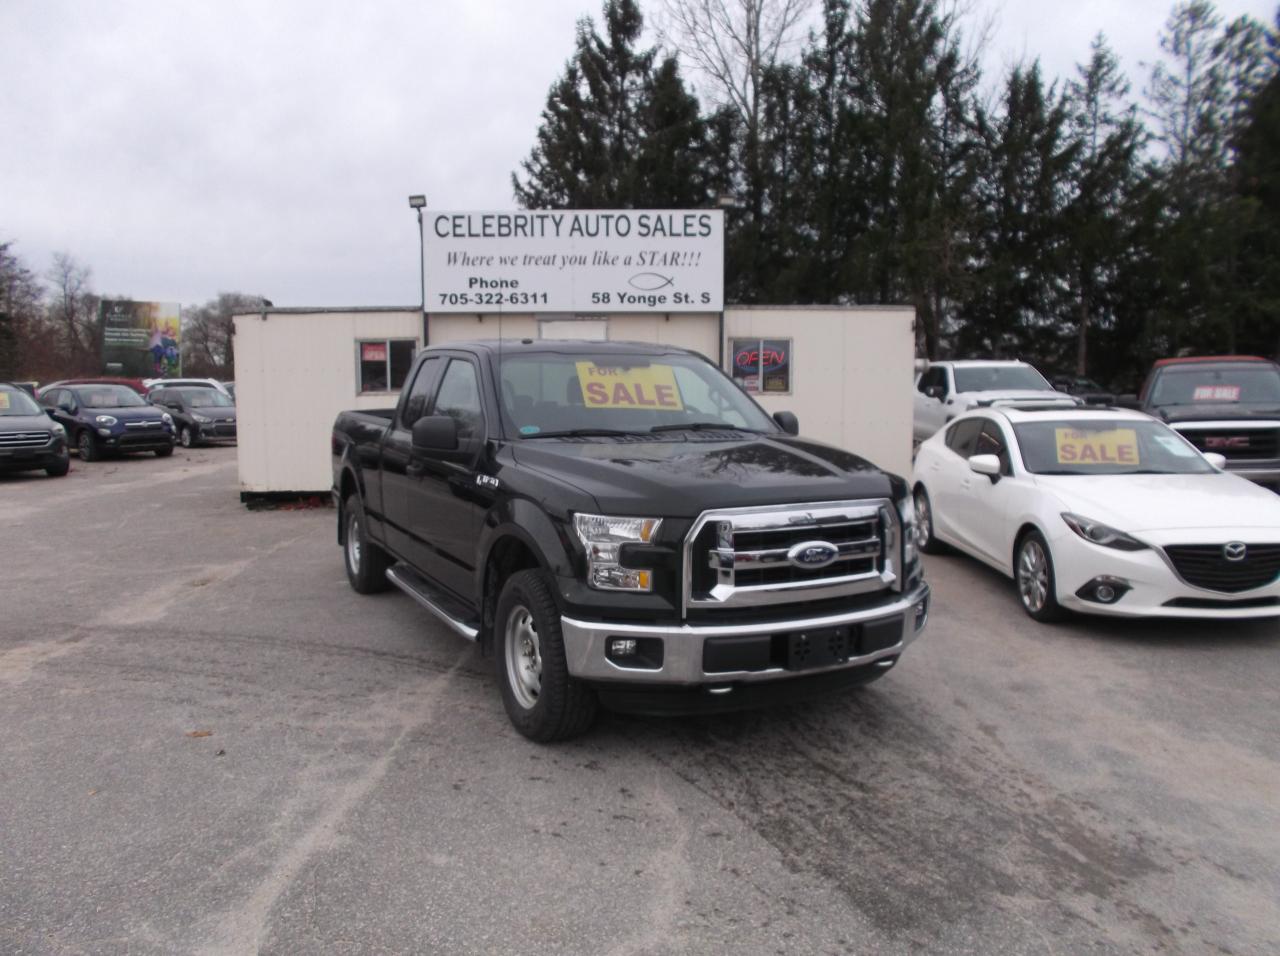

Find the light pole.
xmin=408 ymin=194 xmax=427 ymax=343
xmin=714 ymin=193 xmax=739 ymax=368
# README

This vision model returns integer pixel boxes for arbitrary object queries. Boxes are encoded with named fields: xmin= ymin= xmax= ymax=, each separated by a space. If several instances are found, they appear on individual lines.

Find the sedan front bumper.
xmin=560 ymin=583 xmax=930 ymax=686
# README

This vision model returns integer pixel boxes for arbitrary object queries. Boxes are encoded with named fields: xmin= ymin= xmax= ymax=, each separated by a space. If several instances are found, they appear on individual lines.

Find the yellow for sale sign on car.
xmin=576 ymin=362 xmax=684 ymax=411
xmin=1055 ymin=427 xmax=1140 ymax=466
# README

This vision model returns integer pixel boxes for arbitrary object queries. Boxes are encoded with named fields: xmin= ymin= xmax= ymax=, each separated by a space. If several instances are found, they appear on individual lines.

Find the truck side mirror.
xmin=773 ymin=411 xmax=800 ymax=436
xmin=412 ymin=415 xmax=459 ymax=452
xmin=925 ymin=385 xmax=943 ymax=400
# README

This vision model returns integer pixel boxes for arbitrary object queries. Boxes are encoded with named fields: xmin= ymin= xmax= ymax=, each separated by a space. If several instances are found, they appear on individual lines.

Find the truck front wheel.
xmin=343 ymin=494 xmax=391 ymax=594
xmin=495 ymin=569 xmax=597 ymax=742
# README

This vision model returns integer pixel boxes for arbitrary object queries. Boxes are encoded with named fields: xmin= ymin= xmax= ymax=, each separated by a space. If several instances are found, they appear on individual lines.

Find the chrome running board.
xmin=385 ymin=565 xmax=479 ymax=641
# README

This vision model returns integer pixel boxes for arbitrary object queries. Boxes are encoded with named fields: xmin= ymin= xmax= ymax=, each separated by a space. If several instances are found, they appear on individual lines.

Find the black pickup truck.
xmin=331 ymin=340 xmax=930 ymax=741
xmin=1137 ymin=356 xmax=1280 ymax=490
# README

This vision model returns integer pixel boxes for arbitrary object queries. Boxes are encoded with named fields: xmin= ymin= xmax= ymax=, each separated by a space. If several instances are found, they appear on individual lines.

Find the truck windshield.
xmin=1148 ymin=363 xmax=1280 ymax=407
xmin=954 ymin=366 xmax=1052 ymax=392
xmin=0 ymin=389 xmax=42 ymax=416
xmin=1013 ymin=420 xmax=1215 ymax=475
xmin=498 ymin=351 xmax=779 ymax=437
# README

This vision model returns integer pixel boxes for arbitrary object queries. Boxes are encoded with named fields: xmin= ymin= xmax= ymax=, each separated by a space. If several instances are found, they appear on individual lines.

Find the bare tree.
xmin=659 ymin=0 xmax=815 ymax=216
xmin=182 ymin=292 xmax=270 ymax=378
xmin=45 ymin=252 xmax=98 ymax=371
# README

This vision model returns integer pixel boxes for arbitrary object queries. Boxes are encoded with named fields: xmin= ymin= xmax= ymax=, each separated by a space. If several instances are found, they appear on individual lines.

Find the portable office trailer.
xmin=232 ymin=305 xmax=914 ymax=498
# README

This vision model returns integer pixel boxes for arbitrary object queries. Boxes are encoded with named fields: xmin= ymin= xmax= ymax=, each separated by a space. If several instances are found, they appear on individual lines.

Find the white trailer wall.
xmin=232 ymin=304 xmax=914 ymax=495
xmin=724 ymin=306 xmax=915 ymax=478
xmin=233 ymin=308 xmax=421 ymax=495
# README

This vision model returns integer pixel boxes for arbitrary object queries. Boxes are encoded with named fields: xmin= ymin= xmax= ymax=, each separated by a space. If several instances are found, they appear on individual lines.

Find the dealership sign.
xmin=422 ymin=210 xmax=723 ymax=313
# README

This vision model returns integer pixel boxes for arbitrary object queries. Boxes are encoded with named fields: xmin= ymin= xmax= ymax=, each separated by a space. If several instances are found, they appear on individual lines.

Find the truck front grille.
xmin=684 ymin=500 xmax=899 ymax=614
xmin=1177 ymin=427 xmax=1280 ymax=461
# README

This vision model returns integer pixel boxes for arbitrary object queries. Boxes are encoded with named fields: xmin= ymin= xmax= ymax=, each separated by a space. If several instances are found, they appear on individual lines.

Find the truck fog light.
xmin=913 ymin=594 xmax=929 ymax=630
xmin=605 ymin=636 xmax=664 ymax=670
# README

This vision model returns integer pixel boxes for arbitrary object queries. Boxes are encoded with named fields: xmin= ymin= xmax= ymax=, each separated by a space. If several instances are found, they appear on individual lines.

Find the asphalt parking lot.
xmin=1 ymin=450 xmax=1278 ymax=956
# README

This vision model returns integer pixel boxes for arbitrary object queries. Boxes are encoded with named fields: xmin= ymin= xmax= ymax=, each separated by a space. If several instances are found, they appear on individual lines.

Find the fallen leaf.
xmin=186 ymin=729 xmax=213 ymax=738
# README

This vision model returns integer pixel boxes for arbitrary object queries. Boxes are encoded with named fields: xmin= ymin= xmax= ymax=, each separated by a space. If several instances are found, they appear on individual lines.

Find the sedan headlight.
xmin=192 ymin=414 xmax=212 ymax=424
xmin=95 ymin=415 xmax=117 ymax=426
xmin=573 ymin=513 xmax=662 ymax=592
xmin=1061 ymin=513 xmax=1147 ymax=551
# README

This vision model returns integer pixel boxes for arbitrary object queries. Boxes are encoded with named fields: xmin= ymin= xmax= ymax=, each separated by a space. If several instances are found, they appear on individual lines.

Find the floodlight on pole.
xmin=408 ymin=195 xmax=427 ymax=341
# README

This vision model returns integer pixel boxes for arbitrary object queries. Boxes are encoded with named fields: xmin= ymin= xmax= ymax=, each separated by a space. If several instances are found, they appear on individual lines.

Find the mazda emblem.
xmin=787 ymin=540 xmax=840 ymax=570
xmin=1223 ymin=542 xmax=1248 ymax=562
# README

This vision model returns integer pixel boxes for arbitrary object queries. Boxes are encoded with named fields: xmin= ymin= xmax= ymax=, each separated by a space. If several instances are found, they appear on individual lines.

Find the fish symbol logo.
xmin=628 ymin=273 xmax=675 ymax=291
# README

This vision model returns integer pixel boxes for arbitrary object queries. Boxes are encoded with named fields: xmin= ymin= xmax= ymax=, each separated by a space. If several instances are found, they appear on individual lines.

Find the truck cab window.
xmin=432 ymin=360 xmax=484 ymax=439
xmin=400 ymin=357 xmax=441 ymax=427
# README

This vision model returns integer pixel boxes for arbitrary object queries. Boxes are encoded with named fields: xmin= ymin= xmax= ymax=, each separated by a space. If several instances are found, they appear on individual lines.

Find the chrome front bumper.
xmin=561 ymin=583 xmax=930 ymax=686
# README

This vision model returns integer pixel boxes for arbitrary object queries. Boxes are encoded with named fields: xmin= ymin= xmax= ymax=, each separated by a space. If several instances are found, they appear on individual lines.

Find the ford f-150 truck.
xmin=332 ymin=340 xmax=930 ymax=741
xmin=1137 ymin=356 xmax=1280 ymax=490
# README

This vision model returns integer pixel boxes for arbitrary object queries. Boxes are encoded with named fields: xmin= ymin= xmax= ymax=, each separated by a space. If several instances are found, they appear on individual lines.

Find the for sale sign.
xmin=1055 ymin=428 xmax=1140 ymax=465
xmin=423 ymin=210 xmax=723 ymax=313
xmin=1192 ymin=385 xmax=1241 ymax=402
xmin=575 ymin=362 xmax=684 ymax=410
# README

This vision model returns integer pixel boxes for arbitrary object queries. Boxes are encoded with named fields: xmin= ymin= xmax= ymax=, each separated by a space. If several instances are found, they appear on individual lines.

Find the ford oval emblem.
xmin=787 ymin=540 xmax=839 ymax=570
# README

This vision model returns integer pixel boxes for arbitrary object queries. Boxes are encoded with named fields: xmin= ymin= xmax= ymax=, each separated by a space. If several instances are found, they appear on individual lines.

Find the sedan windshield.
xmin=1014 ymin=420 xmax=1215 ymax=476
xmin=178 ymin=389 xmax=233 ymax=408
xmin=954 ymin=365 xmax=1052 ymax=392
xmin=73 ymin=385 xmax=146 ymax=408
xmin=0 ymin=389 xmax=42 ymax=416
xmin=498 ymin=351 xmax=778 ymax=437
xmin=1148 ymin=363 xmax=1280 ymax=407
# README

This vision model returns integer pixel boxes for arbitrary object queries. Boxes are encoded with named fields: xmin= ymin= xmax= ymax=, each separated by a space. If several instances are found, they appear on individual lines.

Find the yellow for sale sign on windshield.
xmin=1055 ymin=428 xmax=1140 ymax=466
xmin=576 ymin=362 xmax=684 ymax=411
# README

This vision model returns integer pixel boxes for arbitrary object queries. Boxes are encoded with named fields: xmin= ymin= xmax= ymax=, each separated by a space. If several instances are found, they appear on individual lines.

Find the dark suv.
xmin=0 ymin=383 xmax=70 ymax=477
xmin=149 ymin=387 xmax=237 ymax=447
xmin=42 ymin=384 xmax=176 ymax=461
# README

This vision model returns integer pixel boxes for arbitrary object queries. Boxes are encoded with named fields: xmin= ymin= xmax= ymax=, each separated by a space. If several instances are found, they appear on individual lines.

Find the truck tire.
xmin=495 ymin=569 xmax=597 ymax=742
xmin=343 ymin=494 xmax=391 ymax=594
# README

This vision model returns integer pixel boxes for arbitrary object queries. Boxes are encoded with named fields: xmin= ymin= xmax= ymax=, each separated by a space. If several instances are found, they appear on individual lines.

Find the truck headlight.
xmin=95 ymin=415 xmax=117 ymax=426
xmin=573 ymin=513 xmax=662 ymax=592
xmin=898 ymin=496 xmax=918 ymax=566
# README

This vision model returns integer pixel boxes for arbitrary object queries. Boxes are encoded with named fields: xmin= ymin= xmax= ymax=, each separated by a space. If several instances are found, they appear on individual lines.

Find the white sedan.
xmin=911 ymin=406 xmax=1280 ymax=621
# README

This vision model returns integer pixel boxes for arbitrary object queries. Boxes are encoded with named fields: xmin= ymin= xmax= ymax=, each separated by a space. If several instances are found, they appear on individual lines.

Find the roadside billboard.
xmin=423 ymin=209 xmax=723 ymax=313
xmin=100 ymin=300 xmax=181 ymax=378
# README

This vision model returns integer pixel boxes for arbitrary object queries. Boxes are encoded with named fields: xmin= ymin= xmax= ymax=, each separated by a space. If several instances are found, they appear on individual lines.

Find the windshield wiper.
xmin=648 ymin=421 xmax=762 ymax=434
xmin=523 ymin=428 xmax=649 ymax=439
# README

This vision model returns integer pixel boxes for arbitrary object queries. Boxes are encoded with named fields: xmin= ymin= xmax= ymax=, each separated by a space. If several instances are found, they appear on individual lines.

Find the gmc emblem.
xmin=1205 ymin=436 xmax=1249 ymax=450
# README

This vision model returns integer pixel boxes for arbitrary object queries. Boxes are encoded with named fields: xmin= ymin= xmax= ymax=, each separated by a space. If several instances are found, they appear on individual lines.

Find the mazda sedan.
xmin=911 ymin=406 xmax=1280 ymax=621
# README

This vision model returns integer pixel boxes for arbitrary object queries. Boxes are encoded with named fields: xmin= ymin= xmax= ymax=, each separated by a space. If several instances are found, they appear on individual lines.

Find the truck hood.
xmin=1154 ymin=403 xmax=1280 ymax=424
xmin=1033 ymin=472 xmax=1280 ymax=533
xmin=511 ymin=434 xmax=900 ymax=518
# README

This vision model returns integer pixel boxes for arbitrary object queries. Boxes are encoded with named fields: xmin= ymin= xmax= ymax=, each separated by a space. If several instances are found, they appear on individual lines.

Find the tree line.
xmin=0 ymin=243 xmax=264 ymax=382
xmin=513 ymin=0 xmax=1280 ymax=386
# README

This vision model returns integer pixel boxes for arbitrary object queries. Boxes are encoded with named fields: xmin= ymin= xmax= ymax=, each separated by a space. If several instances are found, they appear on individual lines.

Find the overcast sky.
xmin=1 ymin=0 xmax=1273 ymax=309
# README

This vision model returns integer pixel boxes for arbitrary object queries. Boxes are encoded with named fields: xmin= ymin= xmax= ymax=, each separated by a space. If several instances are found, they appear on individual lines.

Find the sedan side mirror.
xmin=1202 ymin=452 xmax=1227 ymax=471
xmin=45 ymin=407 xmax=57 ymax=419
xmin=412 ymin=414 xmax=459 ymax=453
xmin=772 ymin=411 xmax=799 ymax=436
xmin=969 ymin=454 xmax=1002 ymax=478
